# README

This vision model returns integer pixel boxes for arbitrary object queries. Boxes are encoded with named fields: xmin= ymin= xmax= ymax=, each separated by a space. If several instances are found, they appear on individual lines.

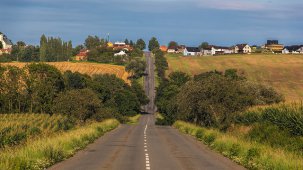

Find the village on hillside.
xmin=1 ymin=32 xmax=303 ymax=61
xmin=160 ymin=40 xmax=303 ymax=56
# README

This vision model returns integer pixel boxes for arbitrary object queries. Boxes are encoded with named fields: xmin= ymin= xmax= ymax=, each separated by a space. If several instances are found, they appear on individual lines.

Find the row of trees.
xmin=40 ymin=35 xmax=73 ymax=62
xmin=156 ymin=70 xmax=284 ymax=129
xmin=0 ymin=63 xmax=148 ymax=122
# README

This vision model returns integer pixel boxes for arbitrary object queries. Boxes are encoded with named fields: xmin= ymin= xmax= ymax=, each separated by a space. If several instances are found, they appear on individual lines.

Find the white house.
xmin=234 ymin=44 xmax=251 ymax=54
xmin=282 ymin=45 xmax=302 ymax=54
xmin=167 ymin=47 xmax=177 ymax=53
xmin=201 ymin=46 xmax=215 ymax=56
xmin=298 ymin=46 xmax=303 ymax=53
xmin=114 ymin=51 xmax=127 ymax=56
xmin=183 ymin=47 xmax=201 ymax=56
xmin=201 ymin=46 xmax=233 ymax=56
xmin=0 ymin=33 xmax=13 ymax=50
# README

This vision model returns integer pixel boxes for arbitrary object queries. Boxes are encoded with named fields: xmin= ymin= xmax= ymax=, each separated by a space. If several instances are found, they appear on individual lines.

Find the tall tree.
xmin=72 ymin=45 xmax=84 ymax=56
xmin=136 ymin=39 xmax=146 ymax=50
xmin=168 ymin=41 xmax=178 ymax=48
xmin=85 ymin=35 xmax=100 ymax=50
xmin=124 ymin=39 xmax=129 ymax=45
xmin=199 ymin=42 xmax=209 ymax=49
xmin=148 ymin=37 xmax=160 ymax=51
xmin=39 ymin=34 xmax=47 ymax=62
xmin=130 ymin=40 xmax=134 ymax=46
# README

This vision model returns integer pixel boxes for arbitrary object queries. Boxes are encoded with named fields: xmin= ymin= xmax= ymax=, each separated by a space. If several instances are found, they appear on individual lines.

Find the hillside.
xmin=1 ymin=62 xmax=130 ymax=83
xmin=166 ymin=54 xmax=303 ymax=101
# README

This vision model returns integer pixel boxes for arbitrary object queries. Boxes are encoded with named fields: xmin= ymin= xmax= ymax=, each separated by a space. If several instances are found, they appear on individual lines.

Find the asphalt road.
xmin=144 ymin=51 xmax=155 ymax=114
xmin=48 ymin=53 xmax=245 ymax=170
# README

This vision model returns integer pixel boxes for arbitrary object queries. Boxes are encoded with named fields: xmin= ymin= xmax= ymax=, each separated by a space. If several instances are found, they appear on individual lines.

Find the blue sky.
xmin=1 ymin=0 xmax=302 ymax=46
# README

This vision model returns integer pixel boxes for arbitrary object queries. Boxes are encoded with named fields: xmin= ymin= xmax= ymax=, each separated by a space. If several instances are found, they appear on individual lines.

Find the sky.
xmin=1 ymin=0 xmax=303 ymax=46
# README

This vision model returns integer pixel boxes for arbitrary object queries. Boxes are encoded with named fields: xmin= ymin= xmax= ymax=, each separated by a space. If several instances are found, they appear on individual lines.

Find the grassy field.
xmin=1 ymin=62 xmax=130 ymax=83
xmin=174 ymin=120 xmax=303 ymax=170
xmin=0 ymin=114 xmax=74 ymax=149
xmin=0 ymin=114 xmax=119 ymax=170
xmin=166 ymin=53 xmax=303 ymax=101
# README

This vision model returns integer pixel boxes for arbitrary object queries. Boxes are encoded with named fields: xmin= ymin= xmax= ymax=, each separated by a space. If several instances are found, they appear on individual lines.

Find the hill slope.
xmin=1 ymin=62 xmax=129 ymax=82
xmin=166 ymin=54 xmax=303 ymax=101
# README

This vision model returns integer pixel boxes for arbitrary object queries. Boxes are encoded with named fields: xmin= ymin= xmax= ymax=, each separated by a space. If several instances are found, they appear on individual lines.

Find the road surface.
xmin=49 ymin=53 xmax=245 ymax=170
xmin=144 ymin=51 xmax=156 ymax=114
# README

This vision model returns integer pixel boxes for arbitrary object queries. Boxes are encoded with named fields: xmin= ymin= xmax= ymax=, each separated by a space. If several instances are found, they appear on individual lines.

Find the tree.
xmin=16 ymin=41 xmax=26 ymax=47
xmin=64 ymin=71 xmax=91 ymax=89
xmin=199 ymin=42 xmax=209 ymax=49
xmin=125 ymin=59 xmax=146 ymax=79
xmin=0 ymin=41 xmax=2 ymax=49
xmin=131 ymin=80 xmax=149 ymax=106
xmin=136 ymin=39 xmax=146 ymax=50
xmin=124 ymin=38 xmax=129 ymax=45
xmin=168 ymin=41 xmax=178 ymax=48
xmin=53 ymin=89 xmax=101 ymax=122
xmin=113 ymin=90 xmax=140 ymax=116
xmin=39 ymin=34 xmax=47 ymax=61
xmin=130 ymin=40 xmax=134 ymax=46
xmin=154 ymin=49 xmax=168 ymax=79
xmin=20 ymin=45 xmax=39 ymax=62
xmin=85 ymin=35 xmax=100 ymax=50
xmin=72 ymin=45 xmax=85 ymax=56
xmin=26 ymin=63 xmax=65 ymax=113
xmin=168 ymin=71 xmax=191 ymax=87
xmin=148 ymin=37 xmax=160 ymax=51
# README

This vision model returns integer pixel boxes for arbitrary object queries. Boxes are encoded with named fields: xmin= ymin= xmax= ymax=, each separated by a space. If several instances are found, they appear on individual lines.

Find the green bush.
xmin=204 ymin=133 xmax=216 ymax=145
xmin=195 ymin=129 xmax=204 ymax=140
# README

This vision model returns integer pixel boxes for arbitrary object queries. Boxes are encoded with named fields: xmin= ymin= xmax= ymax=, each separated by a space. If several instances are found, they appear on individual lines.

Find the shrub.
xmin=204 ymin=133 xmax=216 ymax=145
xmin=195 ymin=129 xmax=204 ymax=140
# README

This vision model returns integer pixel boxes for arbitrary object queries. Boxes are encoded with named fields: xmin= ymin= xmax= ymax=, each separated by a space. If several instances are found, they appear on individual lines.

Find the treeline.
xmin=0 ymin=35 xmax=73 ymax=62
xmin=156 ymin=69 xmax=284 ymax=129
xmin=0 ymin=63 xmax=148 ymax=122
xmin=40 ymin=35 xmax=72 ymax=62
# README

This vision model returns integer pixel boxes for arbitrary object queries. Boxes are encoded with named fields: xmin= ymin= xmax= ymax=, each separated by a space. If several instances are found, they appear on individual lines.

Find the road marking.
xmin=144 ymin=117 xmax=151 ymax=170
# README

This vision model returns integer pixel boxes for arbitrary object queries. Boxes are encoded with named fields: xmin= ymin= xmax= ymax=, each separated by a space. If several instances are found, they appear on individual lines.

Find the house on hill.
xmin=183 ymin=47 xmax=201 ymax=56
xmin=113 ymin=41 xmax=133 ymax=51
xmin=0 ymin=33 xmax=13 ymax=55
xmin=234 ymin=44 xmax=251 ymax=54
xmin=282 ymin=45 xmax=303 ymax=54
xmin=177 ymin=45 xmax=186 ymax=53
xmin=160 ymin=45 xmax=168 ymax=52
xmin=75 ymin=49 xmax=89 ymax=61
xmin=201 ymin=46 xmax=233 ymax=56
xmin=167 ymin=47 xmax=178 ymax=53
xmin=265 ymin=40 xmax=284 ymax=53
xmin=114 ymin=51 xmax=127 ymax=56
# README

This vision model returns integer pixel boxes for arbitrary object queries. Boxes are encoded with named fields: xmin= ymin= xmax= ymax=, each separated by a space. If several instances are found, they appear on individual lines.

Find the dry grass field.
xmin=166 ymin=54 xmax=303 ymax=101
xmin=1 ymin=62 xmax=130 ymax=83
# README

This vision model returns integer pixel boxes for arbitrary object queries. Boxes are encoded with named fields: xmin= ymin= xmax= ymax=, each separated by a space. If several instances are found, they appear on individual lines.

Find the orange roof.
xmin=160 ymin=45 xmax=168 ymax=52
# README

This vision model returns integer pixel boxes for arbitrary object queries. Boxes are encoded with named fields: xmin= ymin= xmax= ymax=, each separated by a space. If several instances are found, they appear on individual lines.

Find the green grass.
xmin=0 ymin=114 xmax=74 ymax=148
xmin=173 ymin=121 xmax=303 ymax=170
xmin=166 ymin=54 xmax=303 ymax=101
xmin=0 ymin=119 xmax=119 ymax=170
xmin=126 ymin=114 xmax=141 ymax=125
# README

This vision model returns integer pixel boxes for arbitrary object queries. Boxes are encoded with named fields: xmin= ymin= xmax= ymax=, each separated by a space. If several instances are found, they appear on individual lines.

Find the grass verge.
xmin=173 ymin=121 xmax=303 ymax=170
xmin=127 ymin=114 xmax=141 ymax=125
xmin=0 ymin=119 xmax=119 ymax=170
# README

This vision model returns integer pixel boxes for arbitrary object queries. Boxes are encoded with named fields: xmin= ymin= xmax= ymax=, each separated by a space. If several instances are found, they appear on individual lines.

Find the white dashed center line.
xmin=144 ymin=117 xmax=150 ymax=170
